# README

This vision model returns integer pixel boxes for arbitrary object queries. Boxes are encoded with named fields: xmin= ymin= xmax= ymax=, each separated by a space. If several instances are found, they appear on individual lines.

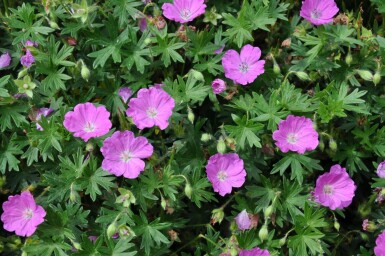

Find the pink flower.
xmin=0 ymin=52 xmax=11 ymax=69
xmin=20 ymin=50 xmax=35 ymax=68
xmin=205 ymin=153 xmax=246 ymax=196
xmin=377 ymin=161 xmax=385 ymax=178
xmin=139 ymin=18 xmax=148 ymax=32
xmin=212 ymin=79 xmax=226 ymax=94
xmin=375 ymin=230 xmax=385 ymax=256
xmin=25 ymin=40 xmax=38 ymax=47
xmin=314 ymin=164 xmax=356 ymax=210
xmin=118 ymin=87 xmax=133 ymax=104
xmin=239 ymin=247 xmax=270 ymax=256
xmin=300 ymin=0 xmax=339 ymax=26
xmin=222 ymin=44 xmax=265 ymax=85
xmin=36 ymin=108 xmax=54 ymax=131
xmin=162 ymin=0 xmax=206 ymax=23
xmin=214 ymin=45 xmax=225 ymax=54
xmin=272 ymin=115 xmax=319 ymax=154
xmin=126 ymin=87 xmax=175 ymax=130
xmin=101 ymin=131 xmax=153 ymax=179
xmin=1 ymin=191 xmax=46 ymax=237
xmin=63 ymin=102 xmax=112 ymax=142
xmin=235 ymin=209 xmax=252 ymax=231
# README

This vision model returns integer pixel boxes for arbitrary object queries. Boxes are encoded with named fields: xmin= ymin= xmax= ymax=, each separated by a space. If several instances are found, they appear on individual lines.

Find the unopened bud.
xmin=21 ymin=251 xmax=27 ymax=256
xmin=329 ymin=138 xmax=337 ymax=152
xmin=17 ymin=69 xmax=28 ymax=79
xmin=118 ymin=225 xmax=136 ymax=239
xmin=161 ymin=196 xmax=167 ymax=210
xmin=264 ymin=205 xmax=274 ymax=218
xmin=144 ymin=38 xmax=152 ymax=45
xmin=107 ymin=222 xmax=117 ymax=238
xmin=187 ymin=107 xmax=195 ymax=124
xmin=190 ymin=69 xmax=204 ymax=81
xmin=273 ymin=63 xmax=281 ymax=75
xmin=217 ymin=138 xmax=226 ymax=154
xmin=318 ymin=139 xmax=325 ymax=151
xmin=211 ymin=208 xmax=225 ymax=224
xmin=86 ymin=142 xmax=94 ymax=152
xmin=334 ymin=220 xmax=340 ymax=231
xmin=49 ymin=21 xmax=59 ymax=29
xmin=230 ymin=247 xmax=238 ymax=256
xmin=355 ymin=70 xmax=373 ymax=81
xmin=295 ymin=71 xmax=310 ymax=81
xmin=279 ymin=236 xmax=287 ymax=246
xmin=81 ymin=63 xmax=91 ymax=81
xmin=258 ymin=224 xmax=269 ymax=241
xmin=345 ymin=53 xmax=353 ymax=66
xmin=71 ymin=240 xmax=82 ymax=250
xmin=373 ymin=72 xmax=381 ymax=86
xmin=201 ymin=133 xmax=212 ymax=142
xmin=184 ymin=182 xmax=192 ymax=199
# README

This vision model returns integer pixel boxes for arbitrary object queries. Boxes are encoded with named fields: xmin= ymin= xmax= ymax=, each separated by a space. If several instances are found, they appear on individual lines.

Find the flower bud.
xmin=21 ymin=251 xmax=27 ymax=256
xmin=217 ymin=138 xmax=226 ymax=154
xmin=258 ymin=224 xmax=269 ymax=241
xmin=230 ymin=247 xmax=238 ymax=256
xmin=118 ymin=225 xmax=136 ymax=239
xmin=362 ymin=219 xmax=377 ymax=232
xmin=144 ymin=38 xmax=152 ymax=45
xmin=49 ymin=20 xmax=60 ymax=29
xmin=0 ymin=176 xmax=6 ymax=188
xmin=373 ymin=72 xmax=381 ymax=86
xmin=187 ymin=107 xmax=195 ymax=124
xmin=235 ymin=209 xmax=252 ymax=231
xmin=161 ymin=196 xmax=167 ymax=210
xmin=334 ymin=220 xmax=340 ymax=231
xmin=211 ymin=208 xmax=225 ymax=224
xmin=318 ymin=139 xmax=325 ymax=151
xmin=71 ymin=240 xmax=82 ymax=250
xmin=355 ymin=70 xmax=373 ymax=81
xmin=273 ymin=63 xmax=281 ymax=75
xmin=345 ymin=52 xmax=353 ymax=66
xmin=86 ymin=142 xmax=94 ymax=152
xmin=264 ymin=205 xmax=274 ymax=219
xmin=107 ymin=222 xmax=117 ymax=238
xmin=184 ymin=182 xmax=192 ymax=199
xmin=329 ymin=138 xmax=337 ymax=152
xmin=294 ymin=71 xmax=310 ymax=81
xmin=279 ymin=236 xmax=287 ymax=246
xmin=190 ymin=69 xmax=204 ymax=81
xmin=201 ymin=133 xmax=212 ymax=142
xmin=81 ymin=63 xmax=91 ymax=81
xmin=17 ymin=68 xmax=28 ymax=79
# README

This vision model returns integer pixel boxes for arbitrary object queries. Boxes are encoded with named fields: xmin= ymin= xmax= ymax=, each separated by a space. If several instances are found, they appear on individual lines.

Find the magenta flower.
xmin=20 ymin=50 xmax=35 ymax=68
xmin=235 ymin=209 xmax=252 ymax=231
xmin=126 ymin=87 xmax=175 ymax=130
xmin=162 ymin=0 xmax=206 ymax=23
xmin=139 ymin=17 xmax=148 ymax=32
xmin=25 ymin=40 xmax=38 ymax=47
xmin=0 ymin=52 xmax=11 ymax=69
xmin=63 ymin=102 xmax=112 ymax=142
xmin=118 ymin=87 xmax=133 ymax=104
xmin=1 ymin=191 xmax=46 ymax=237
xmin=239 ymin=247 xmax=270 ymax=256
xmin=212 ymin=79 xmax=226 ymax=94
xmin=36 ymin=108 xmax=54 ymax=131
xmin=222 ymin=44 xmax=265 ymax=85
xmin=375 ymin=230 xmax=385 ymax=256
xmin=300 ymin=0 xmax=339 ymax=26
xmin=214 ymin=45 xmax=225 ymax=55
xmin=314 ymin=164 xmax=356 ymax=210
xmin=377 ymin=161 xmax=385 ymax=178
xmin=272 ymin=115 xmax=319 ymax=154
xmin=205 ymin=153 xmax=246 ymax=196
xmin=101 ymin=131 xmax=153 ymax=179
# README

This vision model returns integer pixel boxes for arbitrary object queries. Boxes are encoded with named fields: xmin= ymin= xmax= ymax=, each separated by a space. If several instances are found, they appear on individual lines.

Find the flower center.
xmin=84 ymin=122 xmax=95 ymax=132
xmin=311 ymin=9 xmax=322 ymax=19
xmin=238 ymin=62 xmax=249 ymax=73
xmin=180 ymin=9 xmax=191 ymax=20
xmin=23 ymin=208 xmax=34 ymax=220
xmin=217 ymin=170 xmax=228 ymax=182
xmin=120 ymin=151 xmax=133 ymax=163
xmin=286 ymin=133 xmax=297 ymax=144
xmin=323 ymin=185 xmax=333 ymax=195
xmin=146 ymin=107 xmax=158 ymax=119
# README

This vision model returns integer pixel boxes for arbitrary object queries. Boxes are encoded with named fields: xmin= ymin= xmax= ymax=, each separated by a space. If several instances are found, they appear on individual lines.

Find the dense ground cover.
xmin=1 ymin=0 xmax=385 ymax=255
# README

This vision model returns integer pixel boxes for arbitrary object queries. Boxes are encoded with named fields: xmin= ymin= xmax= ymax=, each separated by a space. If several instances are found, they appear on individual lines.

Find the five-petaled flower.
xmin=126 ymin=87 xmax=175 ymax=130
xmin=205 ymin=153 xmax=246 ymax=196
xmin=101 ymin=130 xmax=154 ymax=179
xmin=221 ymin=44 xmax=265 ymax=85
xmin=300 ymin=0 xmax=339 ymax=26
xmin=314 ymin=164 xmax=356 ymax=210
xmin=1 ymin=191 xmax=46 ymax=237
xmin=63 ymin=102 xmax=112 ymax=142
xmin=272 ymin=115 xmax=319 ymax=154
xmin=162 ymin=0 xmax=207 ymax=23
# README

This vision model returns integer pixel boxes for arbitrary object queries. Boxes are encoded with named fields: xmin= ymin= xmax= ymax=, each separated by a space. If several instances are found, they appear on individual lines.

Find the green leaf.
xmin=224 ymin=114 xmax=264 ymax=149
xmin=0 ymin=104 xmax=29 ymax=132
xmin=80 ymin=166 xmax=116 ymax=201
xmin=0 ymin=134 xmax=24 ymax=173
